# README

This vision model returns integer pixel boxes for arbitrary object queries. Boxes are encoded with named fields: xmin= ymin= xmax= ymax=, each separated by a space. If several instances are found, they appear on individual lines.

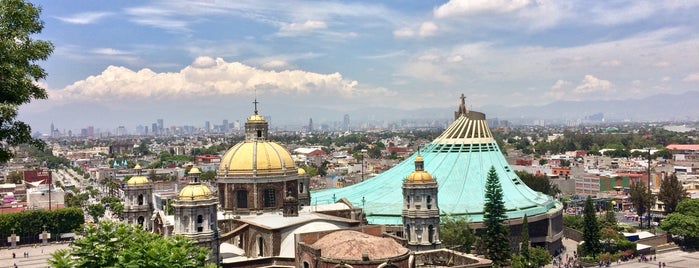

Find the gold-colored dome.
xmin=189 ymin=167 xmax=201 ymax=174
xmin=134 ymin=164 xmax=142 ymax=170
xmin=178 ymin=183 xmax=212 ymax=200
xmin=406 ymin=171 xmax=434 ymax=183
xmin=415 ymin=155 xmax=424 ymax=162
xmin=218 ymin=141 xmax=295 ymax=176
xmin=127 ymin=175 xmax=149 ymax=186
xmin=298 ymin=168 xmax=306 ymax=176
xmin=247 ymin=114 xmax=265 ymax=122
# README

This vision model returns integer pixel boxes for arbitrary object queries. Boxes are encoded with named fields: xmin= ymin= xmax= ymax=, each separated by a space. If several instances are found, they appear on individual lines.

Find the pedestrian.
xmin=12 ymin=252 xmax=15 ymax=258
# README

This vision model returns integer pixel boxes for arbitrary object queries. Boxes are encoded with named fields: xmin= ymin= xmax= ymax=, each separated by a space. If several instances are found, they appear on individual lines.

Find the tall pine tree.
xmin=658 ymin=172 xmax=689 ymax=214
xmin=483 ymin=166 xmax=511 ymax=267
xmin=520 ymin=214 xmax=530 ymax=260
xmin=582 ymin=195 xmax=601 ymax=257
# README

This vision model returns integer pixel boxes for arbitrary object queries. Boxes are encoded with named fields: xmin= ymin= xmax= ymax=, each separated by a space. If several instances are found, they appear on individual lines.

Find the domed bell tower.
xmin=123 ymin=164 xmax=153 ymax=230
xmin=245 ymin=98 xmax=269 ymax=141
xmin=402 ymin=153 xmax=441 ymax=251
xmin=173 ymin=167 xmax=219 ymax=265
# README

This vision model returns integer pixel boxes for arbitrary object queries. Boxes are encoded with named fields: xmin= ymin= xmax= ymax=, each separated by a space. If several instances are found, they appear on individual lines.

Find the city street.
xmin=1 ymin=243 xmax=69 ymax=268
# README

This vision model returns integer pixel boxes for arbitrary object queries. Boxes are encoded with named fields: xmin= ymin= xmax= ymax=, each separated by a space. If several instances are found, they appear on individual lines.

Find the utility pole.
xmin=647 ymin=148 xmax=652 ymax=229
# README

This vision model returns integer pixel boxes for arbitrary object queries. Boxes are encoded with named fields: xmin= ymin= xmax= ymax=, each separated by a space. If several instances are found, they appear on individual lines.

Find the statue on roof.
xmin=454 ymin=93 xmax=469 ymax=119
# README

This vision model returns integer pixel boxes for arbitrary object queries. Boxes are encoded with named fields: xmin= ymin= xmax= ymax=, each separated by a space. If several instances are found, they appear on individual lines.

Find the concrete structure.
xmin=312 ymin=94 xmax=564 ymax=252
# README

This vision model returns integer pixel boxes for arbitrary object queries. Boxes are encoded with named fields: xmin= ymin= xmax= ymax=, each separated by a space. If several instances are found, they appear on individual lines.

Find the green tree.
xmin=87 ymin=203 xmax=105 ymax=223
xmin=6 ymin=170 xmax=22 ymax=183
xmin=629 ymin=181 xmax=655 ymax=224
xmin=49 ymin=221 xmax=215 ymax=268
xmin=603 ymin=202 xmax=617 ymax=228
xmin=483 ymin=166 xmax=511 ymax=267
xmin=519 ymin=214 xmax=529 ymax=259
xmin=527 ymin=246 xmax=553 ymax=267
xmin=660 ymin=198 xmax=699 ymax=247
xmin=0 ymin=0 xmax=54 ymax=163
xmin=582 ymin=195 xmax=601 ymax=257
xmin=440 ymin=214 xmax=476 ymax=253
xmin=658 ymin=172 xmax=689 ymax=214
xmin=516 ymin=171 xmax=560 ymax=196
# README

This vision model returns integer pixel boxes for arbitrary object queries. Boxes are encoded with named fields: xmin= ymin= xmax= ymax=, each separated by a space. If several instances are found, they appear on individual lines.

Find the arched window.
xmin=303 ymin=261 xmax=310 ymax=268
xmin=138 ymin=194 xmax=144 ymax=205
xmin=137 ymin=216 xmax=144 ymax=226
xmin=299 ymin=182 xmax=304 ymax=193
xmin=197 ymin=215 xmax=204 ymax=232
xmin=406 ymin=224 xmax=411 ymax=241
xmin=426 ymin=195 xmax=432 ymax=209
xmin=257 ymin=236 xmax=264 ymax=256
xmin=428 ymin=225 xmax=435 ymax=243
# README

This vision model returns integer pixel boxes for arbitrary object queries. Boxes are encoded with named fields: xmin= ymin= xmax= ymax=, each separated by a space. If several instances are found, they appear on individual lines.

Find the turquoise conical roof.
xmin=311 ymin=96 xmax=561 ymax=225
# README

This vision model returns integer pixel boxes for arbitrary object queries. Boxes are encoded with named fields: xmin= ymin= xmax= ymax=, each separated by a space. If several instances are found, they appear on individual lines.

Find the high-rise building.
xmin=222 ymin=119 xmax=229 ymax=132
xmin=152 ymin=123 xmax=158 ymax=135
xmin=343 ymin=114 xmax=350 ymax=131
xmin=50 ymin=122 xmax=55 ymax=138
xmin=204 ymin=121 xmax=210 ymax=133
xmin=308 ymin=118 xmax=313 ymax=133
xmin=157 ymin=119 xmax=164 ymax=133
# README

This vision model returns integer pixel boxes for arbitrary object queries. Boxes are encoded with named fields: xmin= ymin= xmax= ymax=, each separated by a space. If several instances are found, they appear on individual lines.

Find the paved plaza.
xmin=1 ymin=243 xmax=68 ymax=268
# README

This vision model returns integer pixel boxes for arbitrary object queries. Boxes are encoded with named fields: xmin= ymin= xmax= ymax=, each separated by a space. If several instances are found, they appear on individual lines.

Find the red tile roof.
xmin=666 ymin=144 xmax=699 ymax=151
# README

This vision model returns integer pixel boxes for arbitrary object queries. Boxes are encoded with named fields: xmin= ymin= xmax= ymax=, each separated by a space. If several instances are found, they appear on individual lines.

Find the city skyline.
xmin=18 ymin=1 xmax=699 ymax=132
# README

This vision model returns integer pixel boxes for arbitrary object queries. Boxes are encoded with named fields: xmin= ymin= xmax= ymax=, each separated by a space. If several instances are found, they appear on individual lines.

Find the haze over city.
xmin=19 ymin=0 xmax=699 ymax=133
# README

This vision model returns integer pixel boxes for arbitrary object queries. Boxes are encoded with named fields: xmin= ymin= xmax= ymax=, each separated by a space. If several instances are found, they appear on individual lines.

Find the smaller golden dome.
xmin=406 ymin=171 xmax=434 ymax=183
xmin=178 ymin=183 xmax=212 ymax=200
xmin=189 ymin=167 xmax=201 ymax=174
xmin=134 ymin=164 xmax=142 ymax=170
xmin=127 ymin=175 xmax=149 ymax=186
xmin=298 ymin=168 xmax=306 ymax=176
xmin=247 ymin=114 xmax=265 ymax=122
xmin=415 ymin=155 xmax=423 ymax=162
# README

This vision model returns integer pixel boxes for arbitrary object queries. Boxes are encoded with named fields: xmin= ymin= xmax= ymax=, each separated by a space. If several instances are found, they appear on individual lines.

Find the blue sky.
xmin=20 ymin=0 xmax=699 ymax=132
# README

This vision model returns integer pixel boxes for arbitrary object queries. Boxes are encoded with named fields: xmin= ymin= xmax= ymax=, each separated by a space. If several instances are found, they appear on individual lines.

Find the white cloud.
xmin=419 ymin=21 xmax=439 ymax=37
xmin=434 ymin=0 xmax=533 ymax=17
xmin=574 ymin=75 xmax=613 ymax=94
xmin=261 ymin=60 xmax=290 ymax=69
xmin=279 ymin=20 xmax=328 ymax=36
xmin=684 ymin=73 xmax=699 ymax=82
xmin=591 ymin=1 xmax=656 ymax=26
xmin=655 ymin=61 xmax=671 ymax=68
xmin=92 ymin=48 xmax=131 ymax=56
xmin=49 ymin=57 xmax=393 ymax=103
xmin=393 ymin=27 xmax=415 ymax=38
xmin=55 ymin=12 xmax=112 ymax=24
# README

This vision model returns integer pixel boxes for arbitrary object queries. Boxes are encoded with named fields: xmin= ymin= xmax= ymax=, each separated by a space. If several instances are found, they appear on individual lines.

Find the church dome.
xmin=178 ymin=183 xmax=212 ymax=200
xmin=406 ymin=170 xmax=433 ymax=183
xmin=406 ymin=154 xmax=433 ymax=183
xmin=189 ymin=167 xmax=201 ymax=174
xmin=298 ymin=168 xmax=306 ymax=176
xmin=313 ymin=230 xmax=408 ymax=260
xmin=218 ymin=141 xmax=295 ymax=176
xmin=247 ymin=114 xmax=265 ymax=122
xmin=127 ymin=164 xmax=149 ymax=185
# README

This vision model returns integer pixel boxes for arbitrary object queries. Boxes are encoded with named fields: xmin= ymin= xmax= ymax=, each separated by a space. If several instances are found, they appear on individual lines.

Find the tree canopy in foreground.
xmin=49 ymin=221 xmax=215 ymax=268
xmin=0 ymin=0 xmax=54 ymax=163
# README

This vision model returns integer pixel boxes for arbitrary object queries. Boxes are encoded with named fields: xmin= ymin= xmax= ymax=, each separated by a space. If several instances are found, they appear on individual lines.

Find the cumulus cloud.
xmin=574 ymin=75 xmax=613 ymax=94
xmin=279 ymin=20 xmax=327 ymax=36
xmin=419 ymin=21 xmax=439 ymax=37
xmin=49 ymin=57 xmax=392 ymax=103
xmin=55 ymin=12 xmax=112 ymax=24
xmin=684 ymin=73 xmax=699 ymax=82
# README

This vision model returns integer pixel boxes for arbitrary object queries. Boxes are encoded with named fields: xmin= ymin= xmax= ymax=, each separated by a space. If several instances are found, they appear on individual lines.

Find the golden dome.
xmin=406 ymin=171 xmax=434 ymax=183
xmin=298 ymin=168 xmax=306 ymax=176
xmin=178 ymin=183 xmax=212 ymax=200
xmin=189 ymin=167 xmax=201 ymax=174
xmin=134 ymin=164 xmax=142 ymax=170
xmin=415 ymin=155 xmax=423 ymax=162
xmin=127 ymin=175 xmax=149 ymax=186
xmin=247 ymin=114 xmax=265 ymax=122
xmin=218 ymin=141 xmax=295 ymax=176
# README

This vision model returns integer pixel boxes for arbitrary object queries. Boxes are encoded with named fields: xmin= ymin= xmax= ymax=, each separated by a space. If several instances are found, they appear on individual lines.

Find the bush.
xmin=0 ymin=208 xmax=84 ymax=245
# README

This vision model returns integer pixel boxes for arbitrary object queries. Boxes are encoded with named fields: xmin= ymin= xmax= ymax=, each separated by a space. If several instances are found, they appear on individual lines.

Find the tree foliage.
xmin=87 ymin=203 xmax=105 ymax=223
xmin=6 ymin=170 xmax=22 ymax=183
xmin=0 ymin=0 xmax=54 ymax=163
xmin=629 ymin=181 xmax=654 ymax=219
xmin=582 ymin=196 xmax=602 ymax=257
xmin=483 ymin=166 xmax=511 ymax=267
xmin=660 ymin=199 xmax=699 ymax=247
xmin=658 ymin=172 xmax=689 ymax=214
xmin=440 ymin=214 xmax=476 ymax=253
xmin=516 ymin=171 xmax=560 ymax=196
xmin=0 ymin=208 xmax=83 ymax=243
xmin=519 ymin=214 xmax=529 ymax=258
xmin=49 ymin=221 xmax=215 ymax=268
